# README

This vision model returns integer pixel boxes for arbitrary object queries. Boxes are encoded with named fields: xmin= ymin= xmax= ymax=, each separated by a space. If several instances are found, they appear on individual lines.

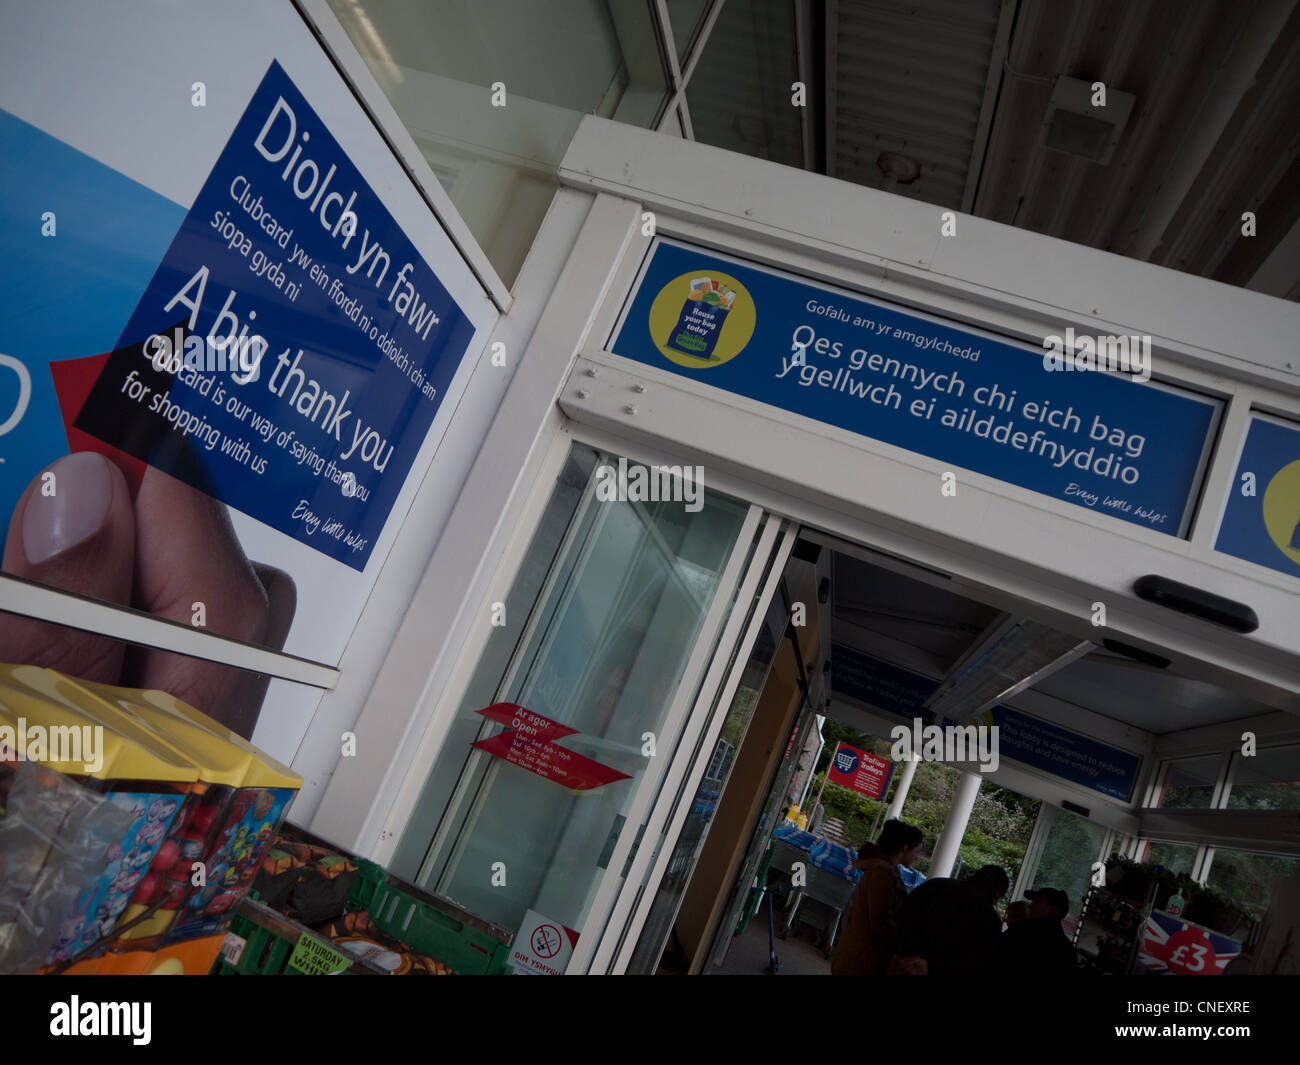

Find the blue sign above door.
xmin=1214 ymin=413 xmax=1300 ymax=581
xmin=610 ymin=239 xmax=1220 ymax=537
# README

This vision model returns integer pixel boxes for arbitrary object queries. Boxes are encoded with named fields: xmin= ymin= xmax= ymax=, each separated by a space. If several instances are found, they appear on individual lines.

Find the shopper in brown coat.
xmin=831 ymin=819 xmax=924 ymax=975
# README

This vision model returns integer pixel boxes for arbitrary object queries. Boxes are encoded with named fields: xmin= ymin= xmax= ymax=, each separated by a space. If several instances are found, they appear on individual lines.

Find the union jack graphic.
xmin=1138 ymin=910 xmax=1241 ymax=975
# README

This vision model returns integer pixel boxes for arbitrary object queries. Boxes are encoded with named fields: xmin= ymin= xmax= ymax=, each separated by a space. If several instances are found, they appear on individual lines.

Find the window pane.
xmin=625 ymin=585 xmax=786 ymax=973
xmin=1141 ymin=840 xmax=1197 ymax=876
xmin=327 ymin=0 xmax=671 ymax=286
xmin=1227 ymin=744 xmax=1300 ymax=811
xmin=1204 ymin=849 xmax=1300 ymax=939
xmin=1031 ymin=805 xmax=1107 ymax=920
xmin=1152 ymin=754 xmax=1221 ymax=809
xmin=685 ymin=0 xmax=804 ymax=168
xmin=667 ymin=0 xmax=711 ymax=63
xmin=388 ymin=446 xmax=603 ymax=880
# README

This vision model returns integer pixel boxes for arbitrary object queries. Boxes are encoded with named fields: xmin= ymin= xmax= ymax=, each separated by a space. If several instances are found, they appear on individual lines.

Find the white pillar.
xmin=885 ymin=756 xmax=919 ymax=821
xmin=927 ymin=771 xmax=982 ymax=879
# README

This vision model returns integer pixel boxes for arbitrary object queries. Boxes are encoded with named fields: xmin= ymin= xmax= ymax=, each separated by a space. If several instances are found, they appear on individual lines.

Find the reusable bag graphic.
xmin=664 ymin=277 xmax=737 ymax=360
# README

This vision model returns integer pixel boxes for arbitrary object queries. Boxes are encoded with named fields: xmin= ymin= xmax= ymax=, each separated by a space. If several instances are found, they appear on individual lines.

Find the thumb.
xmin=0 ymin=451 xmax=136 ymax=680
xmin=125 ymin=465 xmax=279 ymax=736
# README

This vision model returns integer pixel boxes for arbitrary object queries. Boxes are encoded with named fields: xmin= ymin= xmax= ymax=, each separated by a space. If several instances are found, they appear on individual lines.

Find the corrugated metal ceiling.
xmin=685 ymin=0 xmax=1300 ymax=302
xmin=334 ymin=0 xmax=1300 ymax=300
xmin=972 ymin=0 xmax=1300 ymax=298
xmin=829 ymin=0 xmax=1005 ymax=209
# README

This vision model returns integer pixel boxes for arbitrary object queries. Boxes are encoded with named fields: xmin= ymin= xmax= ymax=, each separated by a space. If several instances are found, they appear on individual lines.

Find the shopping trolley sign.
xmin=827 ymin=742 xmax=893 ymax=799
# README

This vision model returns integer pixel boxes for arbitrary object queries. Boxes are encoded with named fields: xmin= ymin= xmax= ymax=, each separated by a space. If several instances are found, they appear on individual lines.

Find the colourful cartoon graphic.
xmin=46 ymin=789 xmax=183 ymax=964
xmin=165 ymin=786 xmax=295 ymax=940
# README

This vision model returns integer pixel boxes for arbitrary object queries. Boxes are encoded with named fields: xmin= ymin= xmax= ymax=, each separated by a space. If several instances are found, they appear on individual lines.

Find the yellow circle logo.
xmin=1261 ymin=458 xmax=1300 ymax=567
xmin=646 ymin=270 xmax=756 ymax=369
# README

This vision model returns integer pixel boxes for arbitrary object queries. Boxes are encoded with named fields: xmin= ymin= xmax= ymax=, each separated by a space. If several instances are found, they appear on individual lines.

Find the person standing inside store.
xmin=893 ymin=865 xmax=1010 ymax=975
xmin=830 ymin=819 xmax=924 ymax=975
xmin=997 ymin=887 xmax=1077 ymax=973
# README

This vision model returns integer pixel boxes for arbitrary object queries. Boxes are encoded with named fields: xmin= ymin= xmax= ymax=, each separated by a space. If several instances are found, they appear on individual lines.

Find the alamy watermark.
xmin=143 ymin=327 xmax=268 ymax=383
xmin=1042 ymin=328 xmax=1151 ymax=383
xmin=594 ymin=457 xmax=704 ymax=513
xmin=890 ymin=717 xmax=999 ymax=773
xmin=0 ymin=717 xmax=104 ymax=774
xmin=50 ymin=997 xmax=150 ymax=1045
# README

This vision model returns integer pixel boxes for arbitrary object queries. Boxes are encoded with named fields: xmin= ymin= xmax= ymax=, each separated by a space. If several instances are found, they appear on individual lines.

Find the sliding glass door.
xmin=392 ymin=443 xmax=781 ymax=968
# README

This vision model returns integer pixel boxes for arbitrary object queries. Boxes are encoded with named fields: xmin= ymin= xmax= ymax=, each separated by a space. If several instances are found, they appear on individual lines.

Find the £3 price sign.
xmin=1138 ymin=910 xmax=1241 ymax=975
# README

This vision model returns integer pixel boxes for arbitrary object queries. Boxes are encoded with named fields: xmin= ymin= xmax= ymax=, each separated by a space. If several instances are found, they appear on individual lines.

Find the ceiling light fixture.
xmin=924 ymin=614 xmax=1093 ymax=723
xmin=1042 ymin=76 xmax=1135 ymax=165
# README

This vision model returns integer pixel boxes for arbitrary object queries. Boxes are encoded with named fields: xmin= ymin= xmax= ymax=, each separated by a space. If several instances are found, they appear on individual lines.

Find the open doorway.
xmin=624 ymin=526 xmax=1300 ymax=976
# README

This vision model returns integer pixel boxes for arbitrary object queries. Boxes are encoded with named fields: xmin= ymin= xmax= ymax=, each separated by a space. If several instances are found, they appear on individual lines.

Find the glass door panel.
xmin=625 ymin=582 xmax=789 ymax=972
xmin=1023 ymin=804 xmax=1109 ymax=920
xmin=395 ymin=443 xmax=754 ymax=956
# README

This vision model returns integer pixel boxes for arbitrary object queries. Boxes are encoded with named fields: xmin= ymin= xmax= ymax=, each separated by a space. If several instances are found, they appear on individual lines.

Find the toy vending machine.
xmin=0 ymin=665 xmax=301 ymax=974
xmin=73 ymin=679 xmax=301 ymax=947
xmin=166 ymin=783 xmax=298 ymax=941
xmin=69 ymin=680 xmax=268 ymax=951
xmin=0 ymin=665 xmax=197 ymax=971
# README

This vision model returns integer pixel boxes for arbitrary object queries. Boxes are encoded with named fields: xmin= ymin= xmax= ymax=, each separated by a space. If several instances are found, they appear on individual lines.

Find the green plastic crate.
xmin=210 ymin=908 xmax=296 ymax=975
xmin=364 ymin=879 xmax=514 ymax=975
xmin=211 ymin=898 xmax=382 ymax=975
xmin=251 ymin=821 xmax=515 ymax=975
xmin=346 ymin=858 xmax=387 ymax=913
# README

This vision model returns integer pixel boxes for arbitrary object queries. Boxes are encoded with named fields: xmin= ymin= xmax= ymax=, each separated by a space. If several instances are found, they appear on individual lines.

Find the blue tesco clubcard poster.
xmin=1214 ymin=414 xmax=1300 ymax=581
xmin=0 ymin=19 xmax=488 ymax=757
xmin=65 ymin=60 xmax=474 ymax=571
xmin=610 ymin=239 xmax=1220 ymax=537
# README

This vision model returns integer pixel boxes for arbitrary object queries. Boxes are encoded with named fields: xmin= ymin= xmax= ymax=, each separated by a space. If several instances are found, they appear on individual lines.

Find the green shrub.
xmin=812 ymin=770 xmax=1029 ymax=882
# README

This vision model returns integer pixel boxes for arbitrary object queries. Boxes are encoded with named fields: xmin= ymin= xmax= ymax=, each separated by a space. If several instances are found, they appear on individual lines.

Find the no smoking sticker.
xmin=511 ymin=909 xmax=578 ymax=976
xmin=531 ymin=924 xmax=562 ymax=958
